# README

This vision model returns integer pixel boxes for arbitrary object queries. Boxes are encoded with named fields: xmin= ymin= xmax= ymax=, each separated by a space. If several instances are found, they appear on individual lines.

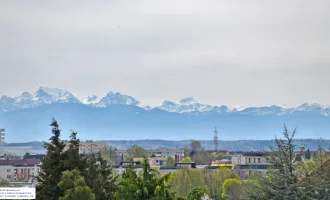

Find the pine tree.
xmin=36 ymin=119 xmax=66 ymax=200
xmin=63 ymin=131 xmax=85 ymax=172
xmin=263 ymin=125 xmax=303 ymax=200
xmin=83 ymin=152 xmax=117 ymax=200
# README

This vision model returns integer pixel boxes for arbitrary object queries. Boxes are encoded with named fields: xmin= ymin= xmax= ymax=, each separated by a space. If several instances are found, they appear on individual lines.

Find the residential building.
xmin=133 ymin=157 xmax=167 ymax=166
xmin=0 ymin=159 xmax=42 ymax=182
xmin=231 ymin=152 xmax=271 ymax=179
xmin=64 ymin=141 xmax=106 ymax=154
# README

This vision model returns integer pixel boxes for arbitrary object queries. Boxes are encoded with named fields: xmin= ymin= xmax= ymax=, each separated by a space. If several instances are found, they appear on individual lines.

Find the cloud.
xmin=0 ymin=0 xmax=329 ymax=107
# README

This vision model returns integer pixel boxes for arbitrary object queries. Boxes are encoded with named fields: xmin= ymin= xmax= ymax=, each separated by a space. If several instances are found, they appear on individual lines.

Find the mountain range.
xmin=0 ymin=87 xmax=330 ymax=142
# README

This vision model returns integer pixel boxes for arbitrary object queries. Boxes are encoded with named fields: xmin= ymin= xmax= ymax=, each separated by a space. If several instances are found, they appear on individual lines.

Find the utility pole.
xmin=213 ymin=127 xmax=218 ymax=152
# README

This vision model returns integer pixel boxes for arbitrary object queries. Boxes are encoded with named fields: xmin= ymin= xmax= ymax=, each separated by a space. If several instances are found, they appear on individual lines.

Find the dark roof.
xmin=0 ymin=159 xmax=41 ymax=166
xmin=243 ymin=152 xmax=268 ymax=156
xmin=23 ymin=154 xmax=46 ymax=159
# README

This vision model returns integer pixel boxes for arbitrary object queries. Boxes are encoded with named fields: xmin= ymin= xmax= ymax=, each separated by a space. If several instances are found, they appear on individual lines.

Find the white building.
xmin=0 ymin=159 xmax=42 ymax=183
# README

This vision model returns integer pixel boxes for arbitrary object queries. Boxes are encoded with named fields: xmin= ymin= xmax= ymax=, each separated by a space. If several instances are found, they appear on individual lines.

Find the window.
xmin=248 ymin=158 xmax=251 ymax=163
xmin=253 ymin=158 xmax=256 ymax=163
xmin=7 ymin=169 xmax=11 ymax=173
xmin=7 ymin=175 xmax=11 ymax=179
xmin=258 ymin=158 xmax=261 ymax=163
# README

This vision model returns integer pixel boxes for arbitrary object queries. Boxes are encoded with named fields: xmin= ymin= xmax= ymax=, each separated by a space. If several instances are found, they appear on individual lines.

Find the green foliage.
xmin=181 ymin=157 xmax=193 ymax=163
xmin=36 ymin=119 xmax=66 ymax=200
xmin=36 ymin=119 xmax=117 ymax=200
xmin=204 ymin=167 xmax=239 ymax=200
xmin=165 ymin=156 xmax=175 ymax=166
xmin=116 ymin=157 xmax=175 ymax=200
xmin=186 ymin=188 xmax=208 ymax=200
xmin=126 ymin=145 xmax=147 ymax=161
xmin=63 ymin=131 xmax=85 ymax=171
xmin=83 ymin=153 xmax=117 ymax=200
xmin=101 ymin=146 xmax=120 ymax=165
xmin=0 ymin=179 xmax=10 ymax=187
xmin=58 ymin=169 xmax=95 ymax=200
xmin=169 ymin=167 xmax=205 ymax=197
xmin=222 ymin=178 xmax=242 ymax=200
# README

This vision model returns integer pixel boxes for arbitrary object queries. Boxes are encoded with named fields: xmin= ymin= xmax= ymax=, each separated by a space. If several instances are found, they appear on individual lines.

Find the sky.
xmin=0 ymin=0 xmax=329 ymax=108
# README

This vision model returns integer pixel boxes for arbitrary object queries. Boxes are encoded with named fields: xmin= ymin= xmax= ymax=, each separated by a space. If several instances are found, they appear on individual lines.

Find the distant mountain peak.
xmin=34 ymin=86 xmax=80 ymax=105
xmin=83 ymin=95 xmax=100 ymax=104
xmin=179 ymin=97 xmax=198 ymax=105
xmin=16 ymin=92 xmax=33 ymax=101
xmin=96 ymin=91 xmax=140 ymax=107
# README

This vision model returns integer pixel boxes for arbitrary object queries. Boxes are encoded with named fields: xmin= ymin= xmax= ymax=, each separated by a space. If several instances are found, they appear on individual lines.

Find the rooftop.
xmin=0 ymin=159 xmax=41 ymax=166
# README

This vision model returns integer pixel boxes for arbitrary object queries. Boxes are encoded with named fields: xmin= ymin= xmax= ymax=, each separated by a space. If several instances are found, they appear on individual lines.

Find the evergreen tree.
xmin=83 ymin=152 xmax=117 ymax=200
xmin=263 ymin=125 xmax=303 ymax=200
xmin=305 ymin=149 xmax=311 ymax=160
xmin=246 ymin=125 xmax=304 ymax=200
xmin=63 ymin=131 xmax=85 ymax=172
xmin=36 ymin=119 xmax=66 ymax=200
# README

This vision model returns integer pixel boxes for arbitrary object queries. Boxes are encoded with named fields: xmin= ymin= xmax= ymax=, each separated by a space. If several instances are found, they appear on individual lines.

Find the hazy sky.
xmin=0 ymin=0 xmax=329 ymax=108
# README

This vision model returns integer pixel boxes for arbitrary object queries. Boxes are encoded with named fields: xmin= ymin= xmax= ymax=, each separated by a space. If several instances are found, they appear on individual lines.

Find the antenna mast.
xmin=213 ymin=127 xmax=218 ymax=151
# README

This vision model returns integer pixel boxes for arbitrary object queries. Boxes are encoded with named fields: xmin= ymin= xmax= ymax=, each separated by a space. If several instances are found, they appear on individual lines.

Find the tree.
xmin=63 ymin=131 xmax=85 ymax=172
xmin=101 ymin=146 xmax=120 ymax=165
xmin=169 ymin=167 xmax=205 ymax=197
xmin=36 ymin=119 xmax=66 ymax=200
xmin=187 ymin=188 xmax=208 ymax=200
xmin=181 ymin=157 xmax=193 ymax=163
xmin=305 ymin=148 xmax=311 ymax=160
xmin=165 ymin=156 xmax=175 ymax=166
xmin=58 ymin=169 xmax=95 ymax=200
xmin=83 ymin=153 xmax=117 ymax=200
xmin=126 ymin=145 xmax=147 ymax=161
xmin=246 ymin=125 xmax=304 ymax=200
xmin=204 ymin=167 xmax=239 ymax=200
xmin=222 ymin=178 xmax=242 ymax=200
xmin=116 ymin=157 xmax=175 ymax=200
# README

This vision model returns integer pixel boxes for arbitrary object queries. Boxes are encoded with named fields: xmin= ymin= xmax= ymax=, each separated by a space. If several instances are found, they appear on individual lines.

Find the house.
xmin=63 ymin=141 xmax=107 ymax=154
xmin=231 ymin=152 xmax=271 ymax=179
xmin=0 ymin=159 xmax=42 ymax=183
xmin=133 ymin=156 xmax=168 ymax=166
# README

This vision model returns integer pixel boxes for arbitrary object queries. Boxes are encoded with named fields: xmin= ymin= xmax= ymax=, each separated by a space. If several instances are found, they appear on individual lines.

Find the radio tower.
xmin=213 ymin=127 xmax=218 ymax=151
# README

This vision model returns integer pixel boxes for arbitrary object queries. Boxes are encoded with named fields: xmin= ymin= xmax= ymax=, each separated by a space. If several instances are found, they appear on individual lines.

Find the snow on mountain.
xmin=1 ymin=88 xmax=330 ymax=116
xmin=240 ymin=105 xmax=284 ymax=116
xmin=14 ymin=92 xmax=35 ymax=108
xmin=33 ymin=87 xmax=81 ymax=105
xmin=83 ymin=95 xmax=100 ymax=105
xmin=293 ymin=103 xmax=330 ymax=116
xmin=96 ymin=92 xmax=140 ymax=107
xmin=0 ymin=96 xmax=16 ymax=112
xmin=156 ymin=97 xmax=226 ymax=113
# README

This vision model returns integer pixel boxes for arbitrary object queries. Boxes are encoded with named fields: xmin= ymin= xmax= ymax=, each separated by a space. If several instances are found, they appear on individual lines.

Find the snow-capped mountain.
xmin=0 ymin=96 xmax=16 ymax=112
xmin=83 ymin=95 xmax=100 ymax=105
xmin=239 ymin=105 xmax=285 ymax=116
xmin=0 ymin=87 xmax=81 ymax=112
xmin=1 ymin=87 xmax=330 ymax=116
xmin=14 ymin=92 xmax=35 ymax=109
xmin=156 ymin=97 xmax=227 ymax=113
xmin=96 ymin=92 xmax=140 ymax=107
xmin=33 ymin=87 xmax=81 ymax=105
